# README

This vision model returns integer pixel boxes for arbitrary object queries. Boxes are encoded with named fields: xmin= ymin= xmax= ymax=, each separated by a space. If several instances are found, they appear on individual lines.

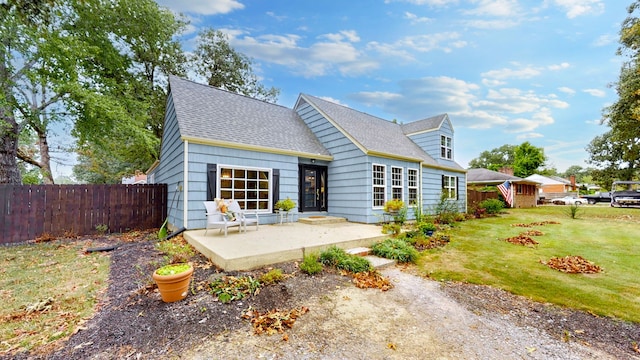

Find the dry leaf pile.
xmin=521 ymin=230 xmax=544 ymax=236
xmin=542 ymin=255 xmax=602 ymax=274
xmin=242 ymin=306 xmax=309 ymax=337
xmin=504 ymin=235 xmax=539 ymax=246
xmin=511 ymin=221 xmax=560 ymax=228
xmin=352 ymin=271 xmax=393 ymax=291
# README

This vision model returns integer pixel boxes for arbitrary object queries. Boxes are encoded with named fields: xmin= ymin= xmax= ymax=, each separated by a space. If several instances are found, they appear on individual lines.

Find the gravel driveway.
xmin=186 ymin=268 xmax=622 ymax=359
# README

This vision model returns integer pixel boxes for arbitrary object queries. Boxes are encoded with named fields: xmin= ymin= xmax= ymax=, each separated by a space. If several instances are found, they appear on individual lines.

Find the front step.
xmin=346 ymin=247 xmax=395 ymax=269
xmin=346 ymin=247 xmax=371 ymax=256
xmin=298 ymin=216 xmax=347 ymax=225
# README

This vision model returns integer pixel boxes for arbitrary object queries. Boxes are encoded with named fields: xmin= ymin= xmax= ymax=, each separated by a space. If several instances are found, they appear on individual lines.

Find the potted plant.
xmin=153 ymin=236 xmax=196 ymax=303
xmin=383 ymin=199 xmax=405 ymax=214
xmin=153 ymin=263 xmax=194 ymax=303
xmin=275 ymin=197 xmax=296 ymax=212
xmin=418 ymin=222 xmax=437 ymax=237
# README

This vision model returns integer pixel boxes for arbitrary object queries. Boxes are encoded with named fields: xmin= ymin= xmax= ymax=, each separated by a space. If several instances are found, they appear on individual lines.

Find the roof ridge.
xmin=169 ymin=75 xmax=292 ymax=111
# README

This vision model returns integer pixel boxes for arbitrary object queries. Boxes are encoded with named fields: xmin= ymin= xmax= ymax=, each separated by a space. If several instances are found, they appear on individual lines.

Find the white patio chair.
xmin=227 ymin=200 xmax=259 ymax=232
xmin=203 ymin=201 xmax=242 ymax=236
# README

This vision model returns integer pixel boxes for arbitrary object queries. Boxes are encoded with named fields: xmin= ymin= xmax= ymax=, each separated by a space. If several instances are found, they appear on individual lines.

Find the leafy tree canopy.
xmin=468 ymin=142 xmax=546 ymax=178
xmin=587 ymin=0 xmax=640 ymax=183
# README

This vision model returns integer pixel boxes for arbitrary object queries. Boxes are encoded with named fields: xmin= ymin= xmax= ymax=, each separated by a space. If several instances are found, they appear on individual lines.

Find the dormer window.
xmin=440 ymin=135 xmax=452 ymax=160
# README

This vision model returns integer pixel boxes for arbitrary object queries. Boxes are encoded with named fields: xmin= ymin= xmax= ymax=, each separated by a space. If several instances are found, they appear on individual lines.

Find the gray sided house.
xmin=149 ymin=76 xmax=466 ymax=230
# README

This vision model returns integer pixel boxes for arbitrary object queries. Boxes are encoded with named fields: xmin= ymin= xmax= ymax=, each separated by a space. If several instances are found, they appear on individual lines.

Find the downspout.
xmin=464 ymin=171 xmax=468 ymax=213
xmin=420 ymin=162 xmax=424 ymax=215
xmin=183 ymin=140 xmax=189 ymax=229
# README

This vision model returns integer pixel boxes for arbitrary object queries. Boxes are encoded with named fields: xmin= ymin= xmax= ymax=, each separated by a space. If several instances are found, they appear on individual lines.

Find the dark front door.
xmin=299 ymin=165 xmax=327 ymax=212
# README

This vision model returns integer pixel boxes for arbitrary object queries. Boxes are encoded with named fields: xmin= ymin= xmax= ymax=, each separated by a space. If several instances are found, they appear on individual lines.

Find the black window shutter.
xmin=455 ymin=176 xmax=459 ymax=200
xmin=441 ymin=174 xmax=445 ymax=189
xmin=272 ymin=169 xmax=280 ymax=212
xmin=206 ymin=164 xmax=217 ymax=201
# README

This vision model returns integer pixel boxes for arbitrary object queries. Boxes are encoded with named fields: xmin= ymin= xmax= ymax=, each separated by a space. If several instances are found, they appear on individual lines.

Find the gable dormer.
xmin=401 ymin=114 xmax=457 ymax=167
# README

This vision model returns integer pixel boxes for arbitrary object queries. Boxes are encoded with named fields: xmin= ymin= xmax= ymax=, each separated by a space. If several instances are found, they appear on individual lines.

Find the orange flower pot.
xmin=153 ymin=264 xmax=194 ymax=303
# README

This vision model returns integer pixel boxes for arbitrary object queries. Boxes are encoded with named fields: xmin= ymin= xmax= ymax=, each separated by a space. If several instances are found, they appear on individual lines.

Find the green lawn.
xmin=0 ymin=241 xmax=110 ymax=353
xmin=418 ymin=205 xmax=640 ymax=322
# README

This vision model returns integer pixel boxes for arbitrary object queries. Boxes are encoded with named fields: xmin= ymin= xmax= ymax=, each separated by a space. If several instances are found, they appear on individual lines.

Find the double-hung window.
xmin=442 ymin=175 xmax=457 ymax=200
xmin=441 ymin=135 xmax=452 ymax=160
xmin=372 ymin=164 xmax=386 ymax=208
xmin=391 ymin=167 xmax=403 ymax=201
xmin=407 ymin=168 xmax=418 ymax=205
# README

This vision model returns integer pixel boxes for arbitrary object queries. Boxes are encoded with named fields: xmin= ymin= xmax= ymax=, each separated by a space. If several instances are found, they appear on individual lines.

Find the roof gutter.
xmin=182 ymin=135 xmax=333 ymax=161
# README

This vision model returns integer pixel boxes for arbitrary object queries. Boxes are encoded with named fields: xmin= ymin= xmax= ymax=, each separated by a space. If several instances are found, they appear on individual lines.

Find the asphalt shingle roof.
xmin=300 ymin=94 xmax=444 ymax=167
xmin=467 ymin=168 xmax=540 ymax=185
xmin=401 ymin=114 xmax=448 ymax=135
xmin=169 ymin=76 xmax=330 ymax=157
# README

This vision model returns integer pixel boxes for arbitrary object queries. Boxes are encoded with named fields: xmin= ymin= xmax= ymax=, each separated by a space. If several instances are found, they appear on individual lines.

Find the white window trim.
xmin=372 ymin=163 xmax=386 ymax=209
xmin=218 ymin=164 xmax=272 ymax=212
xmin=391 ymin=166 xmax=403 ymax=201
xmin=407 ymin=168 xmax=418 ymax=205
xmin=441 ymin=135 xmax=452 ymax=160
xmin=443 ymin=175 xmax=457 ymax=200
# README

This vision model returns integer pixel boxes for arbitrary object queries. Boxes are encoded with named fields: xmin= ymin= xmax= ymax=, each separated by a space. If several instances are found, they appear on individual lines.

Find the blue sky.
xmin=151 ymin=1 xmax=621 ymax=175
xmin=153 ymin=0 xmax=624 ymax=173
xmin=49 ymin=1 xmax=624 ymax=179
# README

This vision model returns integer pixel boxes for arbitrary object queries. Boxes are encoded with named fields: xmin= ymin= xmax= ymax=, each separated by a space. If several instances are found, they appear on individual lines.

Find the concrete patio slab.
xmin=184 ymin=221 xmax=388 ymax=271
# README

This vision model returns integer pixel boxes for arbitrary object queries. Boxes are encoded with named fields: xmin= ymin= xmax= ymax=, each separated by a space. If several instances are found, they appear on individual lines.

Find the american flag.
xmin=497 ymin=180 xmax=513 ymax=207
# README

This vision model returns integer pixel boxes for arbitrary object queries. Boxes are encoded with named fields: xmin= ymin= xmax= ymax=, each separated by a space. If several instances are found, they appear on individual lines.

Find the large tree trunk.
xmin=37 ymin=129 xmax=53 ymax=184
xmin=0 ymin=110 xmax=22 ymax=184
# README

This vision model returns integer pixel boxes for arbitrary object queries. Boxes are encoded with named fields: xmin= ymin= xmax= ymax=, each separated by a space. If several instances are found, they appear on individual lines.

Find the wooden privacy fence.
xmin=0 ymin=184 xmax=167 ymax=245
xmin=467 ymin=189 xmax=498 ymax=207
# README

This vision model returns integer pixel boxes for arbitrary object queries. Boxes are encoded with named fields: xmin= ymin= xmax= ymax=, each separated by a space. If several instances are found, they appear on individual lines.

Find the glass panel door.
xmin=299 ymin=165 xmax=327 ymax=212
xmin=304 ymin=169 xmax=317 ymax=208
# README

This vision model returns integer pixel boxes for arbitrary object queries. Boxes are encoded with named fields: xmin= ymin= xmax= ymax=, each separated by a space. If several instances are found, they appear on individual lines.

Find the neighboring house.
xmin=121 ymin=171 xmax=147 ymax=184
xmin=149 ymin=76 xmax=467 ymax=230
xmin=467 ymin=168 xmax=539 ymax=208
xmin=525 ymin=174 xmax=575 ymax=196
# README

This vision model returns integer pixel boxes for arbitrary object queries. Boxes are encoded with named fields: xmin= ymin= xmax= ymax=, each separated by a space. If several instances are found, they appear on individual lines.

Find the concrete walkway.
xmin=184 ymin=218 xmax=388 ymax=271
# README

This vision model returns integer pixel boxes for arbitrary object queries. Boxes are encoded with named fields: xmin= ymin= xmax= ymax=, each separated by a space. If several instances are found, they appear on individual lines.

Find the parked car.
xmin=552 ymin=196 xmax=589 ymax=205
xmin=580 ymin=192 xmax=611 ymax=204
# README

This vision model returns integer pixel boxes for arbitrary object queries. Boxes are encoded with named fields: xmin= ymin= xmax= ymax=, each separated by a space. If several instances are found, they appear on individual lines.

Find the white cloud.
xmin=592 ymin=34 xmax=616 ymax=47
xmin=460 ymin=19 xmax=520 ymax=29
xmin=318 ymin=97 xmax=348 ymax=106
xmin=368 ymin=32 xmax=467 ymax=60
xmin=464 ymin=0 xmax=520 ymax=17
xmin=481 ymin=66 xmax=541 ymax=80
xmin=583 ymin=88 xmax=606 ymax=97
xmin=384 ymin=0 xmax=459 ymax=6
xmin=482 ymin=79 xmax=506 ymax=87
xmin=266 ymin=11 xmax=287 ymax=21
xmin=404 ymin=12 xmax=432 ymax=24
xmin=348 ymin=76 xmax=568 ymax=135
xmin=227 ymin=30 xmax=378 ymax=77
xmin=558 ymin=86 xmax=576 ymax=95
xmin=548 ymin=62 xmax=570 ymax=71
xmin=321 ymin=30 xmax=361 ymax=43
xmin=517 ymin=132 xmax=544 ymax=140
xmin=548 ymin=0 xmax=604 ymax=19
xmin=156 ymin=0 xmax=244 ymax=15
xmin=481 ymin=62 xmax=569 ymax=82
